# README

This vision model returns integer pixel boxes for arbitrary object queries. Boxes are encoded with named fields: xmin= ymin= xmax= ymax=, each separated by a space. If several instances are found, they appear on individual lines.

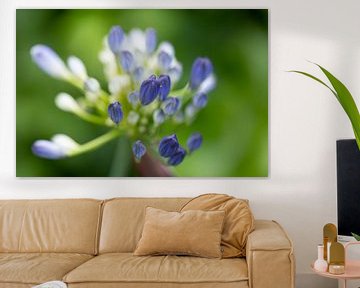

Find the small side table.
xmin=311 ymin=242 xmax=360 ymax=288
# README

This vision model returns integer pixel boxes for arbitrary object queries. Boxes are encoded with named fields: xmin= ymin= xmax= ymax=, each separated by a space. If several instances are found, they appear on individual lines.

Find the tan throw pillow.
xmin=181 ymin=194 xmax=254 ymax=258
xmin=134 ymin=207 xmax=225 ymax=258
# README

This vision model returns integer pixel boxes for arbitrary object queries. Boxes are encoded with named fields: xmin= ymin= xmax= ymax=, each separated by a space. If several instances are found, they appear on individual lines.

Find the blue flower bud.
xmin=168 ymin=64 xmax=182 ymax=83
xmin=185 ymin=104 xmax=197 ymax=120
xmin=108 ymin=26 xmax=124 ymax=54
xmin=139 ymin=75 xmax=160 ymax=105
xmin=153 ymin=109 xmax=165 ymax=125
xmin=128 ymin=91 xmax=139 ymax=106
xmin=190 ymin=57 xmax=213 ymax=90
xmin=30 ymin=45 xmax=70 ymax=80
xmin=168 ymin=146 xmax=186 ymax=166
xmin=158 ymin=74 xmax=171 ymax=101
xmin=158 ymin=51 xmax=172 ymax=69
xmin=32 ymin=140 xmax=66 ymax=160
xmin=108 ymin=101 xmax=123 ymax=125
xmin=158 ymin=134 xmax=179 ymax=158
xmin=162 ymin=97 xmax=180 ymax=116
xmin=145 ymin=28 xmax=157 ymax=54
xmin=120 ymin=51 xmax=134 ymax=73
xmin=132 ymin=67 xmax=144 ymax=82
xmin=193 ymin=93 xmax=208 ymax=108
xmin=132 ymin=140 xmax=146 ymax=161
xmin=187 ymin=132 xmax=203 ymax=153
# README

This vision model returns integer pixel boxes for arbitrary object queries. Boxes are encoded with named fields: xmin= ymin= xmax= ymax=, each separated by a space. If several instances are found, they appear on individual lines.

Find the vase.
xmin=314 ymin=244 xmax=328 ymax=272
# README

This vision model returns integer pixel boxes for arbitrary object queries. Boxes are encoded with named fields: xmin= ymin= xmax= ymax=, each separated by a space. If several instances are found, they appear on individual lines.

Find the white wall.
xmin=1 ymin=0 xmax=359 ymax=287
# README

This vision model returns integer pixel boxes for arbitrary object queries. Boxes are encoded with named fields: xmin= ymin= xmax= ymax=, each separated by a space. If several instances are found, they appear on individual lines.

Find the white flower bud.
xmin=127 ymin=111 xmax=140 ymax=125
xmin=30 ymin=44 xmax=70 ymax=80
xmin=51 ymin=134 xmax=79 ymax=153
xmin=55 ymin=93 xmax=79 ymax=112
xmin=67 ymin=56 xmax=88 ymax=81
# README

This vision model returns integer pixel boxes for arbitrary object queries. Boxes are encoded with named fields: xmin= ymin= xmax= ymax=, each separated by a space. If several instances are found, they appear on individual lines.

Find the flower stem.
xmin=170 ymin=84 xmax=190 ymax=98
xmin=75 ymin=110 xmax=110 ymax=126
xmin=68 ymin=129 xmax=121 ymax=157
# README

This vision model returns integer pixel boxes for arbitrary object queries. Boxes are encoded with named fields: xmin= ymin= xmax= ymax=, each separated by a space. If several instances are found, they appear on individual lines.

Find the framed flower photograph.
xmin=16 ymin=9 xmax=268 ymax=177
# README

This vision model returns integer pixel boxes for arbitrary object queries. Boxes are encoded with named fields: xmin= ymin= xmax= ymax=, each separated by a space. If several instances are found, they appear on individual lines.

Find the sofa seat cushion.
xmin=0 ymin=253 xmax=93 ymax=285
xmin=64 ymin=253 xmax=248 ymax=285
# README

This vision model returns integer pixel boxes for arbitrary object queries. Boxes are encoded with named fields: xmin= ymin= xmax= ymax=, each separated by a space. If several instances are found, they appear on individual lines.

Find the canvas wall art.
xmin=16 ymin=9 xmax=268 ymax=177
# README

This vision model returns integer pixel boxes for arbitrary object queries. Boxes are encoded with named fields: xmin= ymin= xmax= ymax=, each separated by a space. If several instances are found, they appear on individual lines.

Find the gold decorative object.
xmin=329 ymin=242 xmax=345 ymax=275
xmin=323 ymin=223 xmax=337 ymax=261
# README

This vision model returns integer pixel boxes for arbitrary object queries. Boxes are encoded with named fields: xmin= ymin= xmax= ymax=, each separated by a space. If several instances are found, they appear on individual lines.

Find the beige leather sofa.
xmin=0 ymin=198 xmax=295 ymax=288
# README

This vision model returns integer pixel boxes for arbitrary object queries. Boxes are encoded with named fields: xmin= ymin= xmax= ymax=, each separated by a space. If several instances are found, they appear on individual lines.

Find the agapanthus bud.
xmin=132 ymin=140 xmax=146 ymax=161
xmin=139 ymin=75 xmax=160 ymax=105
xmin=120 ymin=51 xmax=134 ymax=73
xmin=127 ymin=111 xmax=139 ymax=125
xmin=158 ymin=74 xmax=171 ymax=101
xmin=55 ymin=92 xmax=79 ymax=112
xmin=108 ymin=26 xmax=124 ymax=54
xmin=193 ymin=93 xmax=208 ymax=108
xmin=158 ymin=134 xmax=179 ymax=158
xmin=109 ymin=75 xmax=131 ymax=95
xmin=174 ymin=111 xmax=185 ymax=124
xmin=158 ymin=42 xmax=175 ymax=56
xmin=185 ymin=104 xmax=197 ymax=118
xmin=168 ymin=146 xmax=186 ymax=166
xmin=153 ymin=109 xmax=165 ymax=125
xmin=187 ymin=132 xmax=203 ymax=153
xmin=51 ymin=134 xmax=79 ymax=152
xmin=108 ymin=101 xmax=123 ymax=125
xmin=32 ymin=140 xmax=65 ymax=159
xmin=84 ymin=78 xmax=100 ymax=94
xmin=190 ymin=57 xmax=213 ymax=89
xmin=67 ymin=56 xmax=88 ymax=81
xmin=128 ymin=91 xmax=139 ymax=106
xmin=162 ymin=97 xmax=180 ymax=116
xmin=145 ymin=28 xmax=157 ymax=54
xmin=30 ymin=45 xmax=70 ymax=80
xmin=32 ymin=134 xmax=78 ymax=160
xmin=132 ymin=67 xmax=144 ymax=83
xmin=168 ymin=63 xmax=183 ymax=84
xmin=129 ymin=28 xmax=146 ymax=53
xmin=198 ymin=74 xmax=216 ymax=94
xmin=158 ymin=51 xmax=172 ymax=69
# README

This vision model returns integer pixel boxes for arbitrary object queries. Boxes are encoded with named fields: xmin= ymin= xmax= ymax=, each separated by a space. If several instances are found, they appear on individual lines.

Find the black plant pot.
xmin=336 ymin=139 xmax=360 ymax=237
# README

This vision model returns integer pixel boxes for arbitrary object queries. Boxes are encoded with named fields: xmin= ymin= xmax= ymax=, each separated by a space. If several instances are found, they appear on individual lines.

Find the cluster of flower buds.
xmin=30 ymin=25 xmax=216 ymax=167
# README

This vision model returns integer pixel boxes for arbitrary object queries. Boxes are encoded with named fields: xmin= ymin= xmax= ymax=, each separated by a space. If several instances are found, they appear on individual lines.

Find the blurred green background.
xmin=16 ymin=9 xmax=268 ymax=177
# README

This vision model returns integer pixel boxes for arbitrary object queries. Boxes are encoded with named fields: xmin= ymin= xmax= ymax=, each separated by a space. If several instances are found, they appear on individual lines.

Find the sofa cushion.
xmin=99 ymin=198 xmax=190 ymax=253
xmin=0 ymin=253 xmax=93 ymax=285
xmin=134 ymin=207 xmax=225 ymax=258
xmin=0 ymin=199 xmax=103 ymax=254
xmin=63 ymin=253 xmax=248 ymax=285
xmin=181 ymin=194 xmax=254 ymax=258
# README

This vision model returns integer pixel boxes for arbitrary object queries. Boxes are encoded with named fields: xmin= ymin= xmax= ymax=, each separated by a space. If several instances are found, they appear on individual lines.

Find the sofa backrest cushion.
xmin=0 ymin=199 xmax=102 ymax=254
xmin=99 ymin=198 xmax=189 ymax=253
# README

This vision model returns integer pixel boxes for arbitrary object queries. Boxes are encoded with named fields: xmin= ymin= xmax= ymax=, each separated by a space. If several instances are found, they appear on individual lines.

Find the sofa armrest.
xmin=246 ymin=220 xmax=295 ymax=288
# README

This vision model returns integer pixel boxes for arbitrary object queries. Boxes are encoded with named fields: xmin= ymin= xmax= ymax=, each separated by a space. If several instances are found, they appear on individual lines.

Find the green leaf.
xmin=290 ymin=64 xmax=360 ymax=150
xmin=351 ymin=232 xmax=360 ymax=241
xmin=289 ymin=70 xmax=337 ymax=97
xmin=316 ymin=64 xmax=360 ymax=150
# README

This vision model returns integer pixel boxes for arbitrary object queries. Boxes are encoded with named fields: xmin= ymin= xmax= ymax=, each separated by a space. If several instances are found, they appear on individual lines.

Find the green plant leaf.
xmin=351 ymin=232 xmax=360 ymax=241
xmin=290 ymin=64 xmax=360 ymax=150
xmin=316 ymin=65 xmax=360 ymax=146
xmin=289 ymin=70 xmax=337 ymax=97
